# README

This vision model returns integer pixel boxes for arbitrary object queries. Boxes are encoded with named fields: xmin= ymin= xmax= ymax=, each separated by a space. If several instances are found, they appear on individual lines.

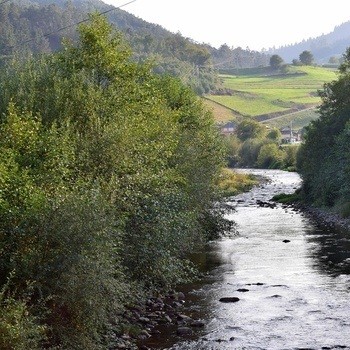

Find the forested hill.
xmin=0 ymin=0 xmax=270 ymax=94
xmin=270 ymin=20 xmax=350 ymax=64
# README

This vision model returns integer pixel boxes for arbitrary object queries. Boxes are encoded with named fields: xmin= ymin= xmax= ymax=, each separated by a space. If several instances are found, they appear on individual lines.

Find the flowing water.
xmin=146 ymin=169 xmax=350 ymax=350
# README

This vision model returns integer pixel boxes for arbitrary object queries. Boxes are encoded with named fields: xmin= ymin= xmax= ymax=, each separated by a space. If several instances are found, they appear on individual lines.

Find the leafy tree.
xmin=269 ymin=54 xmax=284 ymax=70
xmin=256 ymin=143 xmax=284 ymax=168
xmin=299 ymin=50 xmax=314 ymax=65
xmin=328 ymin=56 xmax=340 ymax=65
xmin=267 ymin=128 xmax=282 ymax=142
xmin=0 ymin=14 xmax=225 ymax=348
xmin=297 ymin=47 xmax=350 ymax=210
xmin=224 ymin=134 xmax=241 ymax=167
xmin=239 ymin=138 xmax=265 ymax=166
xmin=236 ymin=119 xmax=266 ymax=141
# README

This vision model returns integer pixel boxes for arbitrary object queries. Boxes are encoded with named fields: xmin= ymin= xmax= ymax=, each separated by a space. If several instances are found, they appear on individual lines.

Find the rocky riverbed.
xmin=113 ymin=290 xmax=206 ymax=349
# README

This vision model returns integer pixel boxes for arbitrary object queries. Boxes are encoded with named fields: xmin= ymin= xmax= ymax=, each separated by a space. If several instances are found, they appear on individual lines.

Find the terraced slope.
xmin=206 ymin=66 xmax=336 ymax=128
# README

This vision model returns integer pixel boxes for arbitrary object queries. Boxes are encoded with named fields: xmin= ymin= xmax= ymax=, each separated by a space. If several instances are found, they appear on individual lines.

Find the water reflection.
xmin=306 ymin=226 xmax=350 ymax=277
xmin=146 ymin=170 xmax=350 ymax=350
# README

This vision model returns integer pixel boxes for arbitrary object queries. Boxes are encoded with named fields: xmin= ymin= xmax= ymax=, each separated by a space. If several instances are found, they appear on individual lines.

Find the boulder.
xmin=219 ymin=297 xmax=240 ymax=303
xmin=176 ymin=326 xmax=193 ymax=336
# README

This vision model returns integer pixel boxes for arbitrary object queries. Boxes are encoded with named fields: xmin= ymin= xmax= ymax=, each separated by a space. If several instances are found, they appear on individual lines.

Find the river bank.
xmin=294 ymin=203 xmax=350 ymax=232
xmin=115 ymin=169 xmax=350 ymax=349
xmin=114 ymin=288 xmax=208 ymax=350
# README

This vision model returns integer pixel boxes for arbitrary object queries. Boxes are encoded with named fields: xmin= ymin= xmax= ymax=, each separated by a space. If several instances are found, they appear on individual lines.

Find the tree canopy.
xmin=269 ymin=54 xmax=284 ymax=70
xmin=297 ymin=47 xmax=350 ymax=214
xmin=299 ymin=50 xmax=314 ymax=65
xmin=0 ymin=15 xmax=225 ymax=349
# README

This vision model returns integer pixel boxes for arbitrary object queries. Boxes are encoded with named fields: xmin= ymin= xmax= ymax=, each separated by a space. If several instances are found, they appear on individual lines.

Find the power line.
xmin=11 ymin=0 xmax=137 ymax=49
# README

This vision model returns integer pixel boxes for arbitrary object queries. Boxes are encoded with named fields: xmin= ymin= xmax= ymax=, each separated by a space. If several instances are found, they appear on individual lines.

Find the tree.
xmin=269 ymin=54 xmax=284 ymax=70
xmin=328 ymin=56 xmax=339 ymax=65
xmin=236 ymin=119 xmax=266 ymax=141
xmin=299 ymin=50 xmax=314 ymax=65
xmin=297 ymin=47 xmax=350 ymax=209
xmin=0 ymin=14 xmax=225 ymax=348
xmin=256 ymin=143 xmax=284 ymax=168
xmin=267 ymin=128 xmax=282 ymax=142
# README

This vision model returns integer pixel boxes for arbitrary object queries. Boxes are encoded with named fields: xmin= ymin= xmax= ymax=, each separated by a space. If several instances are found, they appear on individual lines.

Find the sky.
xmin=102 ymin=0 xmax=350 ymax=51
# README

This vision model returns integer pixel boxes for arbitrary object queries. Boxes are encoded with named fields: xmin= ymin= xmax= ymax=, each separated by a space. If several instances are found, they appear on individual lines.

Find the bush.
xmin=0 ymin=15 xmax=225 ymax=348
xmin=0 ymin=285 xmax=46 ymax=350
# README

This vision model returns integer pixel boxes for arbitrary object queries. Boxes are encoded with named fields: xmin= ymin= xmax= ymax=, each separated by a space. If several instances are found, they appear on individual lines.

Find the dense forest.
xmin=0 ymin=15 xmax=228 ymax=348
xmin=297 ymin=48 xmax=350 ymax=217
xmin=0 ymin=0 xmax=271 ymax=94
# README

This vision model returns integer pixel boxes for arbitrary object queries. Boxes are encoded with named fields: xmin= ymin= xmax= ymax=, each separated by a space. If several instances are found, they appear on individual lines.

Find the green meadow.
xmin=261 ymin=108 xmax=320 ymax=130
xmin=202 ymin=97 xmax=240 ymax=122
xmin=207 ymin=65 xmax=336 ymax=128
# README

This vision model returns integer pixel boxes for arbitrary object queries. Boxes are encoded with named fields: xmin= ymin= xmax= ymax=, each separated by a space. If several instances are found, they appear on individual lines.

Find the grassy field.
xmin=261 ymin=107 xmax=320 ymax=130
xmin=202 ymin=98 xmax=241 ymax=123
xmin=207 ymin=65 xmax=336 ymax=128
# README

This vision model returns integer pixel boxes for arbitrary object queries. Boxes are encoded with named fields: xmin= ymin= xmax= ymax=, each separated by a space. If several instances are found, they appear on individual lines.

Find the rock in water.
xmin=219 ymin=297 xmax=240 ymax=303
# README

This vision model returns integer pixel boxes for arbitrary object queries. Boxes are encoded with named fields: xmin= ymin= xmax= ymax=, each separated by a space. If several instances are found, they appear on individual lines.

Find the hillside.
xmin=0 ymin=0 xmax=271 ymax=95
xmin=0 ymin=0 xmax=218 ymax=94
xmin=205 ymin=65 xmax=336 ymax=129
xmin=270 ymin=20 xmax=350 ymax=64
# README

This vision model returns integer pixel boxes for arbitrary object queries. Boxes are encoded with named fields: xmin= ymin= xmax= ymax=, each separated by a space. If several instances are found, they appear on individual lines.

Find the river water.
xmin=147 ymin=169 xmax=350 ymax=350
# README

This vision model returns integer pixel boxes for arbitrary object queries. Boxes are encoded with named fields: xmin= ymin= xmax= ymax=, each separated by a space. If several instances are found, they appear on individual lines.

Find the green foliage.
xmin=224 ymin=134 xmax=241 ymax=167
xmin=266 ymin=128 xmax=282 ymax=142
xmin=270 ymin=54 xmax=284 ymax=70
xmin=272 ymin=191 xmax=301 ymax=204
xmin=236 ymin=119 xmax=266 ymax=141
xmin=256 ymin=143 xmax=285 ymax=169
xmin=217 ymin=168 xmax=258 ymax=197
xmin=212 ymin=44 xmax=269 ymax=70
xmin=0 ymin=291 xmax=46 ymax=350
xmin=224 ymin=121 xmax=299 ymax=170
xmin=0 ymin=15 xmax=225 ymax=348
xmin=282 ymin=144 xmax=299 ymax=171
xmin=238 ymin=138 xmax=265 ymax=166
xmin=299 ymin=50 xmax=314 ymax=65
xmin=297 ymin=47 xmax=350 ymax=211
xmin=0 ymin=1 xmax=219 ymax=96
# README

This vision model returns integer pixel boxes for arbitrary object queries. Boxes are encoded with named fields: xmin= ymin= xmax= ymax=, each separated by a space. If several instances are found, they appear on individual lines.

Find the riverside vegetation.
xmin=272 ymin=48 xmax=350 ymax=221
xmin=224 ymin=119 xmax=300 ymax=170
xmin=0 ymin=15 xmax=242 ymax=349
xmin=297 ymin=48 xmax=350 ymax=219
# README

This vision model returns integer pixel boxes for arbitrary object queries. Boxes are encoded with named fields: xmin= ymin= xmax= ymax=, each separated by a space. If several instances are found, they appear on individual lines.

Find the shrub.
xmin=0 ymin=285 xmax=46 ymax=350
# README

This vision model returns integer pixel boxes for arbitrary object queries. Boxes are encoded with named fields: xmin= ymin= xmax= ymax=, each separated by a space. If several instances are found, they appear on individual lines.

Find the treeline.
xmin=0 ymin=16 xmax=226 ymax=349
xmin=225 ymin=119 xmax=299 ymax=170
xmin=297 ymin=48 xmax=350 ymax=217
xmin=0 ymin=1 xmax=218 ymax=94
xmin=211 ymin=44 xmax=270 ymax=71
xmin=0 ymin=1 xmax=273 ymax=95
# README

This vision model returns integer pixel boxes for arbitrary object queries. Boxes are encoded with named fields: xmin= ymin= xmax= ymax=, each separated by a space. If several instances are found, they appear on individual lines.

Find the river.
xmin=145 ymin=169 xmax=350 ymax=350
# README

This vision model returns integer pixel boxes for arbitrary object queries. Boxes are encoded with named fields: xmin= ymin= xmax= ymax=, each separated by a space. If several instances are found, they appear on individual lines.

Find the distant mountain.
xmin=270 ymin=20 xmax=350 ymax=64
